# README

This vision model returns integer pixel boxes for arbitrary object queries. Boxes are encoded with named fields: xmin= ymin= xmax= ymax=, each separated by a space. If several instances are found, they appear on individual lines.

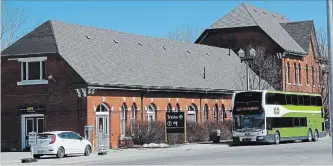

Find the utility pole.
xmin=326 ymin=0 xmax=333 ymax=157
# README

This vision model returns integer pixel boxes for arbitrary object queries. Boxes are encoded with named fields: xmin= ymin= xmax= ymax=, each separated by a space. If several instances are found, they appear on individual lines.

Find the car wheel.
xmin=56 ymin=147 xmax=65 ymax=158
xmin=33 ymin=154 xmax=41 ymax=159
xmin=312 ymin=130 xmax=319 ymax=142
xmin=274 ymin=131 xmax=280 ymax=144
xmin=84 ymin=145 xmax=91 ymax=156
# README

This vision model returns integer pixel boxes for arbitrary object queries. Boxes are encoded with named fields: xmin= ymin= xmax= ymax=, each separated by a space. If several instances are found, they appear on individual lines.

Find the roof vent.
xmin=113 ymin=39 xmax=118 ymax=43
xmin=187 ymin=50 xmax=191 ymax=53
xmin=163 ymin=46 xmax=167 ymax=50
xmin=263 ymin=11 xmax=266 ymax=14
xmin=272 ymin=14 xmax=276 ymax=17
xmin=206 ymin=52 xmax=210 ymax=56
xmin=138 ymin=42 xmax=142 ymax=46
xmin=281 ymin=17 xmax=284 ymax=20
xmin=86 ymin=36 xmax=91 ymax=39
xmin=254 ymin=9 xmax=257 ymax=12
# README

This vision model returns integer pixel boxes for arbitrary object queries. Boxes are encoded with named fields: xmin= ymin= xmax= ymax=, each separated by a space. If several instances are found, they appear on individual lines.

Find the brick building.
xmin=196 ymin=3 xmax=324 ymax=94
xmin=1 ymin=20 xmax=269 ymax=151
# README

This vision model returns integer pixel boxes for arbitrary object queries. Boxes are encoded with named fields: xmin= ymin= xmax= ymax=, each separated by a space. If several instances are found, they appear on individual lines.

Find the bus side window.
xmin=316 ymin=96 xmax=322 ymax=106
xmin=298 ymin=95 xmax=304 ymax=105
xmin=285 ymin=95 xmax=292 ymax=105
xmin=304 ymin=96 xmax=311 ymax=106
xmin=310 ymin=96 xmax=317 ymax=106
xmin=291 ymin=95 xmax=298 ymax=105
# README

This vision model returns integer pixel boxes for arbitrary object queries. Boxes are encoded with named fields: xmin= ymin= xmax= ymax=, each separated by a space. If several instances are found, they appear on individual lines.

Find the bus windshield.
xmin=233 ymin=114 xmax=265 ymax=132
xmin=234 ymin=92 xmax=262 ymax=105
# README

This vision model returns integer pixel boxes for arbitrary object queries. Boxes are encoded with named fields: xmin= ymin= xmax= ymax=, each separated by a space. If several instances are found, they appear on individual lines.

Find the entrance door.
xmin=24 ymin=116 xmax=44 ymax=151
xmin=96 ymin=116 xmax=109 ymax=149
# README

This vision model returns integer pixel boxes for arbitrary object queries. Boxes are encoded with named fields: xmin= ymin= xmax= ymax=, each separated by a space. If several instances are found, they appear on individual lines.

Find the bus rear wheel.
xmin=274 ymin=132 xmax=280 ymax=144
xmin=312 ymin=130 xmax=319 ymax=142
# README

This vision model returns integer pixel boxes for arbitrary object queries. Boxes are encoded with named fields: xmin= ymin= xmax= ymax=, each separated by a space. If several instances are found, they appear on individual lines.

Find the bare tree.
xmin=232 ymin=35 xmax=282 ymax=91
xmin=234 ymin=45 xmax=280 ymax=91
xmin=166 ymin=25 xmax=203 ymax=43
xmin=1 ymin=3 xmax=27 ymax=51
xmin=317 ymin=28 xmax=329 ymax=119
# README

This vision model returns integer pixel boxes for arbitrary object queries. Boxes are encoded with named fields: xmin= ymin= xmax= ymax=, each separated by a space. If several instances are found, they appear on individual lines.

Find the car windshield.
xmin=37 ymin=133 xmax=55 ymax=139
xmin=233 ymin=114 xmax=265 ymax=132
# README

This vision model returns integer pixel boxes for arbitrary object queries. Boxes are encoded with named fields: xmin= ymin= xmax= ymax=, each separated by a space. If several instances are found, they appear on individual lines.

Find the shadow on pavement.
xmin=39 ymin=155 xmax=82 ymax=160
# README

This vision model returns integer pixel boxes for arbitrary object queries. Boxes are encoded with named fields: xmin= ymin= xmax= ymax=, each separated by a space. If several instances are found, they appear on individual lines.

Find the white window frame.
xmin=214 ymin=105 xmax=218 ymax=121
xmin=147 ymin=104 xmax=155 ymax=123
xmin=204 ymin=105 xmax=208 ymax=122
xmin=120 ymin=104 xmax=127 ymax=137
xmin=17 ymin=57 xmax=48 ymax=86
xmin=188 ymin=104 xmax=196 ymax=123
xmin=286 ymin=62 xmax=291 ymax=84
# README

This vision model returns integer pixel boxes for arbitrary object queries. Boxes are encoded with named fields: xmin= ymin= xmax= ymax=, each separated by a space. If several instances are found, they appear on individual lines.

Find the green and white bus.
xmin=231 ymin=90 xmax=325 ymax=144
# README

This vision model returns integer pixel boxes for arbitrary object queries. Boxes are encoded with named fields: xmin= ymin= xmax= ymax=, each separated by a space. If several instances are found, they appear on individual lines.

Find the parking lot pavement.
xmin=1 ymin=137 xmax=332 ymax=165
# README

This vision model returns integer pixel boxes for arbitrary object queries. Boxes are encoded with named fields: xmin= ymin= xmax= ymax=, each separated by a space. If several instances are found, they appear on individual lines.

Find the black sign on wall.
xmin=165 ymin=112 xmax=185 ymax=133
xmin=20 ymin=106 xmax=46 ymax=114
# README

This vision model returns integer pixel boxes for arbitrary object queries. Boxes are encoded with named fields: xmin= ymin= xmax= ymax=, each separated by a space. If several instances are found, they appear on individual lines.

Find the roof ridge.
xmin=242 ymin=3 xmax=289 ymax=21
xmin=208 ymin=3 xmax=246 ymax=29
xmin=242 ymin=3 xmax=259 ymax=26
xmin=49 ymin=20 xmax=229 ymax=52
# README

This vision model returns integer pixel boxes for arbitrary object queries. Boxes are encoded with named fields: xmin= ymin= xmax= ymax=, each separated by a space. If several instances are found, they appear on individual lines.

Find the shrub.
xmin=128 ymin=120 xmax=232 ymax=145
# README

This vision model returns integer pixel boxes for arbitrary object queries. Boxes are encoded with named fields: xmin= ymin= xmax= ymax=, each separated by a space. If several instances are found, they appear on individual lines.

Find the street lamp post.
xmin=325 ymin=0 xmax=333 ymax=157
xmin=238 ymin=48 xmax=256 ymax=91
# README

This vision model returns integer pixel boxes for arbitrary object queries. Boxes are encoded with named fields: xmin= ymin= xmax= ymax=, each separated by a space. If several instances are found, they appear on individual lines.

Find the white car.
xmin=32 ymin=131 xmax=92 ymax=158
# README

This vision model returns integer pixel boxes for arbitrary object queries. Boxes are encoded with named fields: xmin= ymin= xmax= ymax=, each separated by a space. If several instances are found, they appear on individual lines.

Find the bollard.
xmin=211 ymin=129 xmax=221 ymax=143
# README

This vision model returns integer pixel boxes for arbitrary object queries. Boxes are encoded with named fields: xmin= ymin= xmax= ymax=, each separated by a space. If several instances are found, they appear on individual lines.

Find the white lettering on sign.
xmin=167 ymin=115 xmax=179 ymax=120
xmin=173 ymin=121 xmax=178 ymax=126
xmin=167 ymin=121 xmax=172 ymax=126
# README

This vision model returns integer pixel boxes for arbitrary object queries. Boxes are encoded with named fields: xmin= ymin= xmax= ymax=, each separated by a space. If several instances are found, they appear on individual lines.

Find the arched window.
xmin=306 ymin=64 xmax=309 ymax=85
xmin=204 ymin=104 xmax=209 ymax=122
xmin=147 ymin=104 xmax=156 ymax=123
xmin=120 ymin=103 xmax=127 ymax=137
xmin=294 ymin=62 xmax=297 ymax=84
xmin=298 ymin=63 xmax=302 ymax=84
xmin=312 ymin=66 xmax=315 ymax=86
xmin=221 ymin=104 xmax=226 ymax=120
xmin=187 ymin=104 xmax=197 ymax=122
xmin=286 ymin=62 xmax=290 ymax=84
xmin=175 ymin=103 xmax=180 ymax=112
xmin=131 ymin=103 xmax=137 ymax=121
xmin=214 ymin=104 xmax=219 ymax=121
xmin=96 ymin=103 xmax=108 ymax=112
xmin=167 ymin=103 xmax=172 ymax=112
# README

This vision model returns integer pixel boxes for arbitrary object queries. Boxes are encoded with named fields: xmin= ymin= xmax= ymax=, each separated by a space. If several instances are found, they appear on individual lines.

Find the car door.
xmin=58 ymin=132 xmax=73 ymax=153
xmin=68 ymin=132 xmax=84 ymax=153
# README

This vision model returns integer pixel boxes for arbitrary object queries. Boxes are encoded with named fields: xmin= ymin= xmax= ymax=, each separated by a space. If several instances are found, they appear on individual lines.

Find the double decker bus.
xmin=231 ymin=90 xmax=325 ymax=144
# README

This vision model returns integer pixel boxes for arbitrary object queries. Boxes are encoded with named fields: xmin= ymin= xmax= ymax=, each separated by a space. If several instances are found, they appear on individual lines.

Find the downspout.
xmin=141 ymin=89 xmax=149 ymax=121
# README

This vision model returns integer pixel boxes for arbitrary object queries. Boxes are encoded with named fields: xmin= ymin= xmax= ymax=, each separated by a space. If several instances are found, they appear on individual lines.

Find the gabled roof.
xmin=200 ymin=3 xmax=309 ymax=55
xmin=1 ymin=20 xmax=274 ymax=92
xmin=280 ymin=20 xmax=314 ymax=53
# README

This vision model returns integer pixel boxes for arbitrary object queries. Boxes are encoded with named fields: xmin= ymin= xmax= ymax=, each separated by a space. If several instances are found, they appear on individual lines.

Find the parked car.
xmin=32 ymin=131 xmax=92 ymax=158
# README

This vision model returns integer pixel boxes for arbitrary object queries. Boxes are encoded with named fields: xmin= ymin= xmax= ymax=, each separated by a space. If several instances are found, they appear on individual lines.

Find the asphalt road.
xmin=4 ymin=138 xmax=332 ymax=165
xmin=79 ymin=138 xmax=333 ymax=165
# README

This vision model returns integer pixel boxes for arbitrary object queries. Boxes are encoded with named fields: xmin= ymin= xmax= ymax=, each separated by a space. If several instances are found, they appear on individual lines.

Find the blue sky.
xmin=3 ymin=0 xmax=328 ymax=41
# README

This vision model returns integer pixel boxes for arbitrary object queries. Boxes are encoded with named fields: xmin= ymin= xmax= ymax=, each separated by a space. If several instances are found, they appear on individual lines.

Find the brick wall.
xmin=282 ymin=40 xmax=321 ymax=94
xmin=87 ymin=90 xmax=232 ymax=149
xmin=1 ymin=54 xmax=86 ymax=151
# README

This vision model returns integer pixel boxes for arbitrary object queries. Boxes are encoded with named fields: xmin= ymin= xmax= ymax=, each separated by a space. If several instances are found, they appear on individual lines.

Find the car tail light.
xmin=49 ymin=135 xmax=56 ymax=144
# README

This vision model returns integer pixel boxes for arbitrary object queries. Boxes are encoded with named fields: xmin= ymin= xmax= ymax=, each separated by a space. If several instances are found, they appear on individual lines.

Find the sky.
xmin=3 ymin=0 xmax=329 ymax=42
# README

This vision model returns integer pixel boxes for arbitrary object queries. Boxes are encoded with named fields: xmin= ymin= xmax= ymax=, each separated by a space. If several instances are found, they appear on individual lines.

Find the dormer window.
xmin=17 ymin=57 xmax=48 ymax=85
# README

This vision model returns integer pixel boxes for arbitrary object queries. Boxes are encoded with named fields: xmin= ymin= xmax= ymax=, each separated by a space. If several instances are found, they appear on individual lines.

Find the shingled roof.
xmin=198 ymin=3 xmax=318 ymax=56
xmin=1 ymin=20 xmax=274 ymax=92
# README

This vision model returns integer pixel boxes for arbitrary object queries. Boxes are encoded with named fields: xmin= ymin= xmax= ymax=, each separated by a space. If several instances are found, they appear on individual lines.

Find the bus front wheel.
xmin=274 ymin=132 xmax=280 ymax=144
xmin=306 ymin=130 xmax=313 ymax=142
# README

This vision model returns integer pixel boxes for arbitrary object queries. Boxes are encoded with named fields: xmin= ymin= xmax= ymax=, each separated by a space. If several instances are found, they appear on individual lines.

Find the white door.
xmin=25 ymin=118 xmax=34 ymax=148
xmin=96 ymin=116 xmax=109 ymax=149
